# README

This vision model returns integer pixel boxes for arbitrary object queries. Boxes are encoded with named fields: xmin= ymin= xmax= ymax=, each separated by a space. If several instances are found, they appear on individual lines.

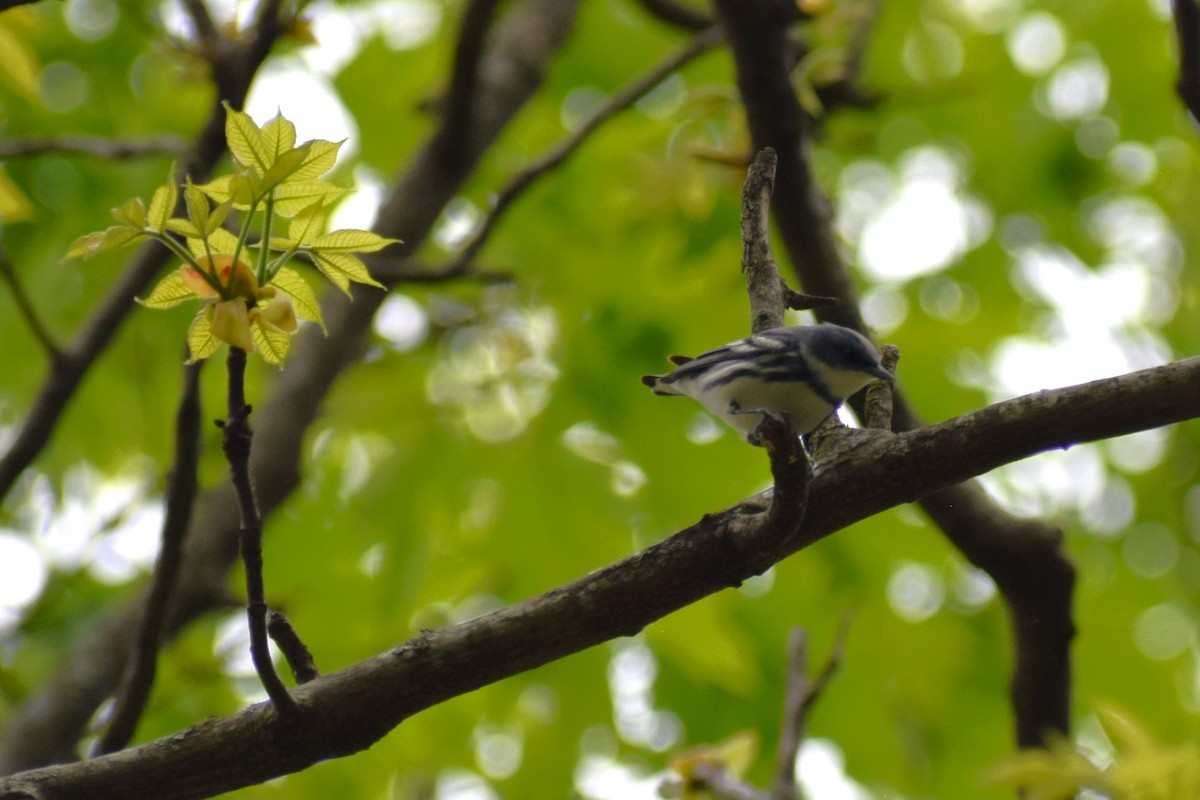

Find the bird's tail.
xmin=640 ymin=374 xmax=684 ymax=396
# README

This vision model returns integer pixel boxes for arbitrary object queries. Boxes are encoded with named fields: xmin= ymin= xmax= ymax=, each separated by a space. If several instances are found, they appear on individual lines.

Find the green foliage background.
xmin=2 ymin=0 xmax=1199 ymax=797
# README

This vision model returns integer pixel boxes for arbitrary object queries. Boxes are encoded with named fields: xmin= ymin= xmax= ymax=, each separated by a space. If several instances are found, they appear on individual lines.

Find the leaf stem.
xmin=257 ymin=191 xmax=275 ymax=285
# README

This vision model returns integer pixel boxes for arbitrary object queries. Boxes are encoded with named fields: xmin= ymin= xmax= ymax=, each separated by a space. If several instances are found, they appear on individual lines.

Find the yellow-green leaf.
xmin=260 ymin=145 xmax=311 ymax=192
xmin=285 ymin=200 xmax=326 ymax=246
xmin=261 ymin=112 xmax=297 ymax=161
xmin=146 ymin=164 xmax=178 ymax=232
xmin=310 ymin=229 xmax=397 ymax=253
xmin=198 ymin=174 xmax=257 ymax=209
xmin=0 ymin=169 xmax=35 ymax=223
xmin=186 ymin=307 xmax=220 ymax=363
xmin=0 ymin=21 xmax=40 ymax=102
xmin=136 ymin=270 xmax=195 ymax=309
xmin=288 ymin=139 xmax=342 ymax=181
xmin=66 ymin=225 xmax=144 ymax=260
xmin=252 ymin=321 xmax=290 ymax=366
xmin=223 ymin=102 xmax=269 ymax=173
xmin=166 ymin=218 xmax=203 ymax=238
xmin=271 ymin=266 xmax=325 ymax=332
xmin=312 ymin=251 xmax=384 ymax=295
xmin=186 ymin=227 xmax=240 ymax=259
xmin=272 ymin=180 xmax=348 ymax=216
xmin=111 ymin=197 xmax=146 ymax=228
xmin=206 ymin=197 xmax=233 ymax=235
xmin=184 ymin=179 xmax=210 ymax=233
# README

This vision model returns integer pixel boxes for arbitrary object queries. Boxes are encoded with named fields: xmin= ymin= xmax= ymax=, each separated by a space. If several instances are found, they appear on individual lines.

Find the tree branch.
xmin=771 ymin=621 xmax=849 ymax=800
xmin=94 ymin=359 xmax=204 ymax=755
xmin=711 ymin=0 xmax=1074 ymax=748
xmin=1173 ymin=0 xmax=1200 ymax=125
xmin=0 ymin=0 xmax=581 ymax=773
xmin=437 ymin=23 xmax=722 ymax=278
xmin=0 ymin=244 xmax=60 ymax=358
xmin=220 ymin=347 xmax=297 ymax=716
xmin=1 ymin=356 xmax=1197 ymax=800
xmin=0 ymin=135 xmax=186 ymax=160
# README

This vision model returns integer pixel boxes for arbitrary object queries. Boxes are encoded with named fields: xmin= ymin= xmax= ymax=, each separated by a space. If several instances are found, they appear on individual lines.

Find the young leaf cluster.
xmin=68 ymin=104 xmax=396 ymax=365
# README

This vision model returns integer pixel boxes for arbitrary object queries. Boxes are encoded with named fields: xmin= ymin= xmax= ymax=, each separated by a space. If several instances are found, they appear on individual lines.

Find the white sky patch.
xmin=796 ymin=739 xmax=875 ymax=800
xmin=435 ymin=769 xmax=499 ymax=800
xmin=1006 ymin=12 xmax=1066 ymax=75
xmin=0 ymin=532 xmax=48 ymax=632
xmin=473 ymin=723 xmax=524 ymax=781
xmin=1108 ymin=142 xmax=1158 ymax=186
xmin=608 ymin=642 xmax=682 ymax=752
xmin=245 ymin=61 xmax=359 ymax=162
xmin=374 ymin=293 xmax=430 ymax=352
xmin=846 ymin=147 xmax=992 ymax=282
xmin=302 ymin=0 xmax=442 ymax=75
xmin=1040 ymin=56 xmax=1109 ymax=121
xmin=329 ymin=166 xmax=385 ymax=230
xmin=886 ymin=561 xmax=945 ymax=623
xmin=575 ymin=755 xmax=663 ymax=800
xmin=88 ymin=501 xmax=163 ymax=585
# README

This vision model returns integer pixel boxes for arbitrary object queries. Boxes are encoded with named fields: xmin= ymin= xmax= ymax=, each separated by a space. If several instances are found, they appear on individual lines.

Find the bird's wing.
xmin=668 ymin=329 xmax=795 ymax=380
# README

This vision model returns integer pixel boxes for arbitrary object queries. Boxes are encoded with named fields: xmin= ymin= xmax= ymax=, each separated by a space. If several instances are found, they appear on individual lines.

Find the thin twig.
xmin=689 ymin=762 xmax=770 ymax=800
xmin=267 ymin=611 xmax=320 ymax=685
xmin=1173 ymin=0 xmax=1200 ymax=125
xmin=771 ymin=619 xmax=851 ymax=800
xmin=221 ymin=346 xmax=298 ymax=716
xmin=0 ymin=135 xmax=186 ymax=160
xmin=437 ymin=25 xmax=723 ymax=277
xmin=95 ymin=357 xmax=204 ymax=755
xmin=0 ymin=245 xmax=61 ymax=358
xmin=864 ymin=344 xmax=898 ymax=431
xmin=181 ymin=0 xmax=219 ymax=43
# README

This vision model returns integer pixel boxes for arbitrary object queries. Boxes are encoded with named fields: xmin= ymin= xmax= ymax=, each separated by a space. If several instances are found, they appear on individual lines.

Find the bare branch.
xmin=0 ymin=135 xmax=186 ymax=160
xmin=863 ymin=344 xmax=899 ymax=431
xmin=771 ymin=620 xmax=850 ymax=800
xmin=0 ymin=0 xmax=581 ymax=772
xmin=1174 ymin=0 xmax=1200 ymax=125
xmin=711 ymin=0 xmax=1075 ymax=749
xmin=438 ymin=24 xmax=722 ymax=277
xmin=688 ymin=762 xmax=770 ymax=800
xmin=0 ymin=245 xmax=60 ymax=358
xmin=267 ymin=611 xmax=320 ymax=685
xmin=179 ymin=0 xmax=219 ymax=43
xmin=0 ymin=356 xmax=1197 ymax=799
xmin=220 ymin=347 xmax=298 ymax=716
xmin=95 ymin=358 xmax=204 ymax=756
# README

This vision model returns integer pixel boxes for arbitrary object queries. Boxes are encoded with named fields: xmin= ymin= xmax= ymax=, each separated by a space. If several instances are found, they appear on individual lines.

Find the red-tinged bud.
xmin=183 ymin=254 xmax=258 ymax=300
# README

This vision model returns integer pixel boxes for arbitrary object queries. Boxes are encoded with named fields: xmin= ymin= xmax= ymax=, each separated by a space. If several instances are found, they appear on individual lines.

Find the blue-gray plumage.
xmin=641 ymin=323 xmax=892 ymax=444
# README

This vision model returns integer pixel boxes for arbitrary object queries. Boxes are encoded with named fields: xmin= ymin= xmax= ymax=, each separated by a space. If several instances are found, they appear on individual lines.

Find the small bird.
xmin=641 ymin=323 xmax=892 ymax=445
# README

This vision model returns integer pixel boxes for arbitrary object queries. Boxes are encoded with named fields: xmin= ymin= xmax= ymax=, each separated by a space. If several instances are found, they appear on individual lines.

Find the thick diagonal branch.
xmin=1 ymin=356 xmax=1197 ymax=800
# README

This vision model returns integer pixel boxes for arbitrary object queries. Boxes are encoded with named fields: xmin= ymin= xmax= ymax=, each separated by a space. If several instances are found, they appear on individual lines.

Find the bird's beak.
xmin=870 ymin=365 xmax=895 ymax=383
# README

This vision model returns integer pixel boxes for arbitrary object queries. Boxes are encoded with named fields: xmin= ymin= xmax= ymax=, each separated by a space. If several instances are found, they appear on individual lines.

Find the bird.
xmin=641 ymin=323 xmax=892 ymax=445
